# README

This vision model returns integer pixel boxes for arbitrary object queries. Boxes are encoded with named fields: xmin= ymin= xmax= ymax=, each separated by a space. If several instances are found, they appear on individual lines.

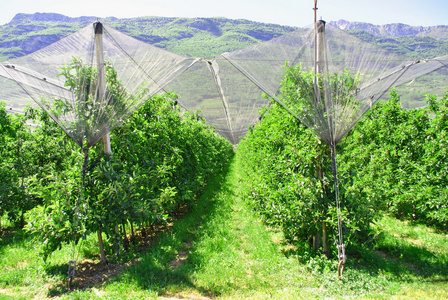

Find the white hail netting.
xmin=1 ymin=21 xmax=448 ymax=146
xmin=168 ymin=22 xmax=448 ymax=144
xmin=0 ymin=22 xmax=198 ymax=149
xmin=192 ymin=21 xmax=447 ymax=145
xmin=164 ymin=28 xmax=312 ymax=144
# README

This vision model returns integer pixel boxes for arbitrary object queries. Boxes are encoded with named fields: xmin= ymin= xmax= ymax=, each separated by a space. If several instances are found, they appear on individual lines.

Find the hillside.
xmin=0 ymin=13 xmax=296 ymax=60
xmin=1 ymin=13 xmax=448 ymax=62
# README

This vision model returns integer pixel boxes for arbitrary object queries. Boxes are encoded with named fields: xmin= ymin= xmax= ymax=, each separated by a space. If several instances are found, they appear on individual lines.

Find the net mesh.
xmin=1 ymin=21 xmax=447 ymax=146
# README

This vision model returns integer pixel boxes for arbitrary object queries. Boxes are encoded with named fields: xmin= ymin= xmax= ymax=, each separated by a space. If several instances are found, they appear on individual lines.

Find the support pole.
xmin=314 ymin=19 xmax=326 ymax=112
xmin=94 ymin=21 xmax=110 ymax=265
xmin=94 ymin=22 xmax=111 ymax=155
xmin=315 ymin=20 xmax=326 ymax=78
xmin=313 ymin=17 xmax=331 ymax=256
xmin=314 ymin=16 xmax=346 ymax=275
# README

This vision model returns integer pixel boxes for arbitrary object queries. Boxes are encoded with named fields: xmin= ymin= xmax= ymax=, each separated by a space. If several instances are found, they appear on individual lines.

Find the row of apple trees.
xmin=238 ymin=66 xmax=448 ymax=258
xmin=0 ymin=93 xmax=233 ymax=262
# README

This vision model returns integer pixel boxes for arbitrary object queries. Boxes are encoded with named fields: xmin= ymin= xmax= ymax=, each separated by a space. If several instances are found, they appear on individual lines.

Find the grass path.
xmin=55 ymin=157 xmax=318 ymax=299
xmin=90 ymin=157 xmax=314 ymax=299
xmin=167 ymin=156 xmax=313 ymax=299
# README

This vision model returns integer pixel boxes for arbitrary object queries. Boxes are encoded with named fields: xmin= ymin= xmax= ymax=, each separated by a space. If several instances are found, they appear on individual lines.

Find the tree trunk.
xmin=122 ymin=222 xmax=129 ymax=252
xmin=130 ymin=222 xmax=135 ymax=245
xmin=313 ymin=232 xmax=320 ymax=251
xmin=97 ymin=231 xmax=107 ymax=264
xmin=20 ymin=210 xmax=25 ymax=229
xmin=322 ymin=221 xmax=330 ymax=258
xmin=115 ymin=224 xmax=121 ymax=258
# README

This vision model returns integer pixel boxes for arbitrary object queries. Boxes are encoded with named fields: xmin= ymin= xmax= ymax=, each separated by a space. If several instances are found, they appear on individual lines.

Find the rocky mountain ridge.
xmin=8 ymin=12 xmax=98 ymax=25
xmin=329 ymin=19 xmax=448 ymax=40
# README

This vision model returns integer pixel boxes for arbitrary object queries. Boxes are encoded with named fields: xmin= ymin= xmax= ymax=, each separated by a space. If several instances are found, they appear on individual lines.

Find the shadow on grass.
xmin=373 ymin=233 xmax=448 ymax=279
xmin=103 ymin=158 xmax=235 ymax=297
xmin=0 ymin=228 xmax=35 ymax=254
xmin=282 ymin=232 xmax=448 ymax=283
xmin=120 ymin=254 xmax=207 ymax=295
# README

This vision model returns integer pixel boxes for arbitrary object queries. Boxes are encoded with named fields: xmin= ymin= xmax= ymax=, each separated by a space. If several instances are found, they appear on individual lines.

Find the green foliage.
xmin=1 ymin=158 xmax=448 ymax=299
xmin=0 ymin=52 xmax=233 ymax=261
xmin=0 ymin=102 xmax=75 ymax=229
xmin=239 ymin=53 xmax=448 ymax=258
xmin=109 ymin=92 xmax=234 ymax=221
xmin=2 ymin=90 xmax=233 ymax=260
xmin=280 ymin=63 xmax=361 ymax=137
xmin=340 ymin=89 xmax=448 ymax=229
xmin=238 ymin=101 xmax=376 ymax=254
xmin=238 ymin=64 xmax=377 ymax=255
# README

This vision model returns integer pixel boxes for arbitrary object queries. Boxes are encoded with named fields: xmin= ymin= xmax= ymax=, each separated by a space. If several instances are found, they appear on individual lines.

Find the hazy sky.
xmin=0 ymin=0 xmax=447 ymax=27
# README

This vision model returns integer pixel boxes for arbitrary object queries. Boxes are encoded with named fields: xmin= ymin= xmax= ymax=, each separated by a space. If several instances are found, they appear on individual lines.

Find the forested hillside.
xmin=0 ymin=13 xmax=296 ymax=60
xmin=346 ymin=29 xmax=448 ymax=59
xmin=1 ymin=13 xmax=448 ymax=61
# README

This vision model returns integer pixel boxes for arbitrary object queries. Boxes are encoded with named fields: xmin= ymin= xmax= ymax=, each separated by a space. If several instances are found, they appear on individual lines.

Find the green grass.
xmin=1 ymin=157 xmax=448 ymax=299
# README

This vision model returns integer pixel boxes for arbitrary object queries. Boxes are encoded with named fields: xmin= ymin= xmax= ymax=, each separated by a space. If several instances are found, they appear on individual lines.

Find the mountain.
xmin=330 ymin=19 xmax=448 ymax=40
xmin=8 ymin=12 xmax=98 ymax=25
xmin=1 ymin=13 xmax=448 ymax=62
xmin=0 ymin=13 xmax=297 ymax=60
xmin=1 ymin=14 xmax=447 ymax=111
xmin=329 ymin=20 xmax=448 ymax=59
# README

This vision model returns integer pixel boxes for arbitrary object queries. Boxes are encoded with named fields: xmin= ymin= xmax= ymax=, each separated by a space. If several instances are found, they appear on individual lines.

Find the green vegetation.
xmin=240 ymin=91 xmax=448 ymax=230
xmin=0 ymin=87 xmax=233 ymax=261
xmin=1 ymin=12 xmax=448 ymax=300
xmin=340 ymin=90 xmax=448 ymax=230
xmin=1 ymin=81 xmax=448 ymax=298
xmin=1 ymin=157 xmax=448 ymax=299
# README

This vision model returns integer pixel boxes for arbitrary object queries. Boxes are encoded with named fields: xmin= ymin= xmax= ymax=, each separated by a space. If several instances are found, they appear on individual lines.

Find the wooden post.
xmin=314 ymin=17 xmax=331 ymax=256
xmin=94 ymin=21 xmax=111 ymax=155
xmin=317 ymin=20 xmax=331 ymax=258
xmin=94 ymin=21 xmax=110 ymax=264
xmin=315 ymin=20 xmax=326 ymax=77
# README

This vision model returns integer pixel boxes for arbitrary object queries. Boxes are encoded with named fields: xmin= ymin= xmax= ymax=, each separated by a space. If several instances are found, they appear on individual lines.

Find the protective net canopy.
xmin=164 ymin=28 xmax=312 ymax=144
xmin=166 ymin=21 xmax=448 ymax=145
xmin=186 ymin=21 xmax=448 ymax=145
xmin=1 ymin=21 xmax=448 ymax=146
xmin=287 ymin=22 xmax=448 ymax=145
xmin=0 ymin=22 xmax=198 ymax=149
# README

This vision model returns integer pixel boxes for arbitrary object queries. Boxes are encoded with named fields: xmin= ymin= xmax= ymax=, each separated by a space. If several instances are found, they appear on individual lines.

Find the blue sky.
xmin=1 ymin=0 xmax=447 ymax=27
